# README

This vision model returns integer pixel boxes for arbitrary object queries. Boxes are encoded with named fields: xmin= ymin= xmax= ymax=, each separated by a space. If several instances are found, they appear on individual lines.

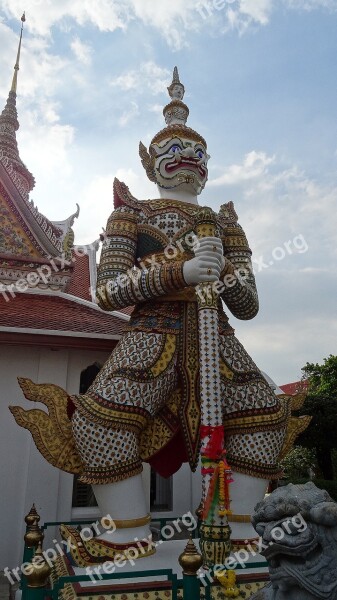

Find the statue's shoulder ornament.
xmin=113 ymin=178 xmax=192 ymax=219
xmin=102 ymin=179 xmax=141 ymax=238
xmin=218 ymin=202 xmax=251 ymax=253
xmin=113 ymin=178 xmax=143 ymax=212
xmin=219 ymin=201 xmax=239 ymax=224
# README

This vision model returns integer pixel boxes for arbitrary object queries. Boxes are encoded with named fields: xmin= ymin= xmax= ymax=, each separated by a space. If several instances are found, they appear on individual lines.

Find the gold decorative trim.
xmin=227 ymin=513 xmax=251 ymax=523
xmin=279 ymin=415 xmax=312 ymax=460
xmin=60 ymin=524 xmax=156 ymax=567
xmin=231 ymin=538 xmax=259 ymax=552
xmin=10 ymin=378 xmax=83 ymax=475
xmin=151 ymin=334 xmax=176 ymax=377
xmin=151 ymin=124 xmax=207 ymax=147
xmin=102 ymin=514 xmax=151 ymax=529
xmin=163 ymin=98 xmax=189 ymax=116
xmin=154 ymin=288 xmax=197 ymax=302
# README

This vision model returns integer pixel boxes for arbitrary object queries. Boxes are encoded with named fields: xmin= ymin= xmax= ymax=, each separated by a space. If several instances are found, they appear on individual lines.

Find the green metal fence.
xmin=21 ymin=515 xmax=202 ymax=600
xmin=20 ymin=513 xmax=266 ymax=600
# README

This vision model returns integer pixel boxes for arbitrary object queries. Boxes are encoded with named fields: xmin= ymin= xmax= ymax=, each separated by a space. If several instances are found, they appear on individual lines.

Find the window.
xmin=150 ymin=469 xmax=173 ymax=511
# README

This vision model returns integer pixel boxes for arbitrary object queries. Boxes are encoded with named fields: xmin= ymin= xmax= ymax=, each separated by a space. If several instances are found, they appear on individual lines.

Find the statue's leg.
xmin=71 ymin=331 xmax=179 ymax=549
xmin=219 ymin=333 xmax=287 ymax=544
xmin=229 ymin=472 xmax=268 ymax=541
xmin=93 ymin=475 xmax=151 ymax=543
xmin=72 ymin=410 xmax=151 ymax=546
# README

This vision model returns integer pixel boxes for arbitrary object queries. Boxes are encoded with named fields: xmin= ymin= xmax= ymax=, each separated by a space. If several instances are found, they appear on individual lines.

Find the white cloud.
xmin=19 ymin=116 xmax=74 ymax=178
xmin=148 ymin=104 xmax=163 ymax=114
xmin=1 ymin=0 xmax=336 ymax=54
xmin=129 ymin=0 xmax=200 ymax=49
xmin=118 ymin=101 xmax=139 ymax=127
xmin=284 ymin=0 xmax=337 ymax=10
xmin=114 ymin=167 xmax=155 ymax=198
xmin=76 ymin=169 xmax=155 ymax=243
xmin=238 ymin=315 xmax=337 ymax=384
xmin=70 ymin=37 xmax=92 ymax=65
xmin=206 ymin=150 xmax=337 ymax=280
xmin=0 ymin=23 xmax=67 ymax=102
xmin=110 ymin=62 xmax=171 ymax=96
xmin=209 ymin=151 xmax=275 ymax=186
xmin=1 ymin=0 xmax=196 ymax=48
xmin=1 ymin=0 xmax=130 ymax=37
xmin=111 ymin=72 xmax=138 ymax=92
xmin=239 ymin=0 xmax=273 ymax=24
xmin=0 ymin=20 xmax=75 ymax=198
xmin=220 ymin=0 xmax=273 ymax=34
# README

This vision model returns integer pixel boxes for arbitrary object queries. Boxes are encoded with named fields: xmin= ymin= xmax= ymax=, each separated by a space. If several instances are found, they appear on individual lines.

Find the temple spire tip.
xmin=11 ymin=13 xmax=25 ymax=94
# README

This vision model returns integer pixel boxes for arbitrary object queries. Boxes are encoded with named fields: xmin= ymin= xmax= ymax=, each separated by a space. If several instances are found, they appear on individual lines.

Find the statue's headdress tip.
xmin=167 ymin=66 xmax=185 ymax=101
xmin=173 ymin=66 xmax=180 ymax=83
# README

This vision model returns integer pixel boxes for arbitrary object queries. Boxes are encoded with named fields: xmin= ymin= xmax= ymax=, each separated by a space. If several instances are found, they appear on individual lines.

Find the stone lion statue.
xmin=250 ymin=482 xmax=337 ymax=600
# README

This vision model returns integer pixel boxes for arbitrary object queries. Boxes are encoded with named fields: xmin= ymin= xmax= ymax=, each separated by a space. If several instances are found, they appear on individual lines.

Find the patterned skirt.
xmin=71 ymin=301 xmax=289 ymax=484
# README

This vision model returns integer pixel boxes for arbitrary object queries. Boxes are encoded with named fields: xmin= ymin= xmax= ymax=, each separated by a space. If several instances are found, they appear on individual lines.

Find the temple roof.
xmin=279 ymin=381 xmax=308 ymax=395
xmin=0 ymin=292 xmax=129 ymax=340
xmin=0 ymin=16 xmax=129 ymax=343
xmin=0 ymin=15 xmax=80 ymax=260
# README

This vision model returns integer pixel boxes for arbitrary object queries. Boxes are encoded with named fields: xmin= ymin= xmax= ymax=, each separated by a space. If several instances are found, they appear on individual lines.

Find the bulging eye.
xmin=197 ymin=150 xmax=204 ymax=159
xmin=170 ymin=145 xmax=181 ymax=153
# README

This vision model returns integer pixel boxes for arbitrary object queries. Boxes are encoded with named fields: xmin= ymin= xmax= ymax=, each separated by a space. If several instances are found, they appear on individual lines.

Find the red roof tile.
xmin=117 ymin=305 xmax=135 ymax=316
xmin=66 ymin=253 xmax=92 ymax=302
xmin=0 ymin=293 xmax=127 ymax=337
xmin=279 ymin=380 xmax=308 ymax=395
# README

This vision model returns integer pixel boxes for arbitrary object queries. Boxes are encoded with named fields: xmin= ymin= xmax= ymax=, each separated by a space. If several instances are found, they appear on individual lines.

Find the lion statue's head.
xmin=250 ymin=482 xmax=337 ymax=600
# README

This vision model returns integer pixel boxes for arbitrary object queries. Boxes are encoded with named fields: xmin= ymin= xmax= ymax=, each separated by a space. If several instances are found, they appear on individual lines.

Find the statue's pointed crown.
xmin=151 ymin=66 xmax=207 ymax=148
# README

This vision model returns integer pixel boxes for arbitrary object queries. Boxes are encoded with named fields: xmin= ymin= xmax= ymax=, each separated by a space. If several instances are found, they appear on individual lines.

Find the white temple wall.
xmin=0 ymin=342 xmax=203 ymax=571
xmin=0 ymin=343 xmax=109 ymax=571
xmin=151 ymin=463 xmax=201 ymax=521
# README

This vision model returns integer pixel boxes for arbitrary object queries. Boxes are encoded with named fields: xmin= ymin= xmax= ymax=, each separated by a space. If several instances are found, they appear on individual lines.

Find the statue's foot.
xmin=229 ymin=520 xmax=260 ymax=550
xmin=60 ymin=524 xmax=156 ymax=568
xmin=96 ymin=512 xmax=152 ymax=545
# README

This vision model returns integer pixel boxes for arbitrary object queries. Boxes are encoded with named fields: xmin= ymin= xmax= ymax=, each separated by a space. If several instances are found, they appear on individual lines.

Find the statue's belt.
xmin=155 ymin=288 xmax=197 ymax=302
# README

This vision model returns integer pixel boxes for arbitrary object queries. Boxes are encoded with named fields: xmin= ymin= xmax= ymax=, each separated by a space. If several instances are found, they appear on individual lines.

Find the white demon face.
xmin=151 ymin=136 xmax=210 ymax=195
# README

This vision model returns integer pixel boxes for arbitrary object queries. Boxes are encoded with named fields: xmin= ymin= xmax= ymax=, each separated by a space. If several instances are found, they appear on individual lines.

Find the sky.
xmin=0 ymin=0 xmax=336 ymax=385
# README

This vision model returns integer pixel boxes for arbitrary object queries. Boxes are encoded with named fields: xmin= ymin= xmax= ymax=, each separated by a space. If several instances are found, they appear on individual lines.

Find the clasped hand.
xmin=183 ymin=237 xmax=225 ymax=286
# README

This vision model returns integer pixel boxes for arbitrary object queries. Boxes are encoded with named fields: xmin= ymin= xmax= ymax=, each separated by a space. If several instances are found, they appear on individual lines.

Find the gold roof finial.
xmin=11 ymin=13 xmax=26 ymax=94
